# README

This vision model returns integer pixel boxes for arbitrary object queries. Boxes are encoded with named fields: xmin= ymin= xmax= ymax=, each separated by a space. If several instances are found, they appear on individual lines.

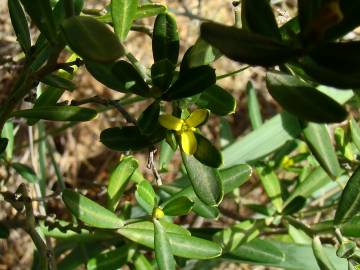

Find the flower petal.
xmin=159 ymin=114 xmax=183 ymax=131
xmin=185 ymin=109 xmax=210 ymax=127
xmin=181 ymin=131 xmax=197 ymax=155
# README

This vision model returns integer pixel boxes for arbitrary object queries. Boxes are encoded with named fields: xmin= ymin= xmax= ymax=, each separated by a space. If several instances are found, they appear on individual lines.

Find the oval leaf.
xmin=162 ymin=196 xmax=194 ymax=216
xmin=151 ymin=59 xmax=175 ymax=92
xmin=61 ymin=16 xmax=124 ymax=63
xmin=135 ymin=180 xmax=156 ymax=213
xmin=154 ymin=219 xmax=176 ymax=270
xmin=335 ymin=166 xmax=360 ymax=225
xmin=152 ymin=13 xmax=179 ymax=65
xmin=100 ymin=126 xmax=165 ymax=151
xmin=193 ymin=133 xmax=223 ymax=168
xmin=196 ymin=85 xmax=236 ymax=116
xmin=138 ymin=102 xmax=161 ymax=136
xmin=188 ymin=38 xmax=222 ymax=68
xmin=107 ymin=156 xmax=138 ymax=211
xmin=11 ymin=106 xmax=97 ymax=122
xmin=312 ymin=236 xmax=337 ymax=270
xmin=200 ymin=22 xmax=297 ymax=66
xmin=266 ymin=71 xmax=348 ymax=123
xmin=41 ymin=74 xmax=76 ymax=91
xmin=181 ymin=152 xmax=223 ymax=206
xmin=62 ymin=189 xmax=124 ymax=229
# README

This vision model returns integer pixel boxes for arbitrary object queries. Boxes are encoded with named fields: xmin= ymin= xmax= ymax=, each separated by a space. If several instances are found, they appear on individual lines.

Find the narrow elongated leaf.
xmin=62 ymin=189 xmax=124 ymax=229
xmin=1 ymin=121 xmax=14 ymax=160
xmin=154 ymin=220 xmax=176 ymax=270
xmin=112 ymin=60 xmax=151 ymax=97
xmin=196 ymin=85 xmax=236 ymax=116
xmin=136 ymin=180 xmax=156 ymax=212
xmin=335 ymin=167 xmax=360 ymax=225
xmin=153 ymin=13 xmax=179 ymax=65
xmin=350 ymin=118 xmax=360 ymax=152
xmin=20 ymin=0 xmax=56 ymax=43
xmin=162 ymin=65 xmax=216 ymax=100
xmin=241 ymin=0 xmax=281 ymax=40
xmin=87 ymin=246 xmax=129 ymax=270
xmin=138 ymin=102 xmax=161 ymax=135
xmin=266 ymin=72 xmax=347 ymax=123
xmin=188 ymin=38 xmax=222 ymax=68
xmin=121 ymin=220 xmax=190 ymax=236
xmin=230 ymin=238 xmax=285 ymax=263
xmin=302 ymin=123 xmax=341 ymax=178
xmin=312 ymin=236 xmax=337 ymax=270
xmin=133 ymin=254 xmax=153 ymax=270
xmin=223 ymin=112 xmax=301 ymax=167
xmin=61 ymin=16 xmax=124 ymax=62
xmin=41 ymin=74 xmax=76 ymax=91
xmin=100 ymin=126 xmax=165 ymax=151
xmin=256 ymin=165 xmax=283 ymax=213
xmin=12 ymin=163 xmax=38 ymax=183
xmin=247 ymin=81 xmax=263 ymax=129
xmin=118 ymin=222 xmax=222 ymax=259
xmin=162 ymin=196 xmax=194 ymax=216
xmin=12 ymin=106 xmax=97 ymax=122
xmin=107 ymin=156 xmax=138 ymax=211
xmin=181 ymin=152 xmax=223 ymax=206
xmin=159 ymin=140 xmax=176 ymax=171
xmin=200 ymin=22 xmax=297 ymax=66
xmin=284 ymin=167 xmax=331 ymax=208
xmin=8 ymin=0 xmax=31 ymax=54
xmin=111 ymin=0 xmax=138 ymax=41
xmin=193 ymin=133 xmax=223 ymax=168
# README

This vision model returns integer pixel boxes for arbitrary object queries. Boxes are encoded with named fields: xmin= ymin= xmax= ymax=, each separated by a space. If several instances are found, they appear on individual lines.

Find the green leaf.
xmin=20 ymin=0 xmax=56 ymax=43
xmin=62 ymin=189 xmax=124 ymax=229
xmin=312 ymin=236 xmax=337 ymax=270
xmin=11 ymin=106 xmax=97 ymax=122
xmin=162 ymin=196 xmax=194 ymax=216
xmin=229 ymin=238 xmax=285 ymax=263
xmin=300 ymin=57 xmax=360 ymax=89
xmin=100 ymin=126 xmax=165 ymax=151
xmin=118 ymin=221 xmax=222 ymax=259
xmin=1 ymin=121 xmax=14 ymax=160
xmin=200 ymin=22 xmax=297 ymax=67
xmin=111 ymin=0 xmax=138 ymax=41
xmin=152 ymin=13 xmax=179 ymax=65
xmin=181 ymin=152 xmax=223 ymax=206
xmin=112 ymin=60 xmax=151 ymax=97
xmin=246 ymin=81 xmax=263 ymax=129
xmin=302 ymin=123 xmax=341 ymax=178
xmin=120 ymin=220 xmax=190 ymax=236
xmin=136 ymin=180 xmax=156 ymax=212
xmin=61 ymin=16 xmax=124 ymax=63
xmin=193 ymin=133 xmax=223 ymax=168
xmin=266 ymin=71 xmax=348 ymax=123
xmin=162 ymin=65 xmax=216 ymax=100
xmin=335 ymin=166 xmax=360 ymax=225
xmin=138 ymin=102 xmax=161 ymax=136
xmin=284 ymin=167 xmax=331 ymax=208
xmin=12 ymin=163 xmax=38 ymax=183
xmin=136 ymin=3 xmax=167 ymax=19
xmin=188 ymin=38 xmax=222 ymax=68
xmin=133 ymin=254 xmax=153 ymax=270
xmin=87 ymin=245 xmax=128 ymax=270
xmin=85 ymin=60 xmax=128 ymax=92
xmin=151 ymin=59 xmax=175 ymax=91
xmin=154 ymin=219 xmax=176 ymax=270
xmin=8 ymin=0 xmax=31 ymax=54
xmin=196 ymin=85 xmax=236 ymax=116
xmin=336 ymin=241 xmax=356 ymax=259
xmin=0 ymin=138 xmax=8 ymax=155
xmin=107 ymin=156 xmax=138 ymax=211
xmin=309 ymin=42 xmax=360 ymax=73
xmin=256 ymin=165 xmax=283 ymax=213
xmin=159 ymin=139 xmax=176 ymax=171
xmin=223 ymin=112 xmax=301 ymax=166
xmin=41 ymin=74 xmax=76 ymax=91
xmin=241 ymin=0 xmax=281 ymax=40
xmin=350 ymin=118 xmax=360 ymax=152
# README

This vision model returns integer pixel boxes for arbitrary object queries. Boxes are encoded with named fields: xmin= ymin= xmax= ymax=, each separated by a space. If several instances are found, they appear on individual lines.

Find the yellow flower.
xmin=153 ymin=207 xmax=165 ymax=219
xmin=158 ymin=109 xmax=210 ymax=155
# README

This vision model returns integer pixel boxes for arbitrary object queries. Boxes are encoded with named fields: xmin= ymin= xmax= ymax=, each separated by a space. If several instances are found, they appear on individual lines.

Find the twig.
xmin=147 ymin=148 xmax=162 ymax=186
